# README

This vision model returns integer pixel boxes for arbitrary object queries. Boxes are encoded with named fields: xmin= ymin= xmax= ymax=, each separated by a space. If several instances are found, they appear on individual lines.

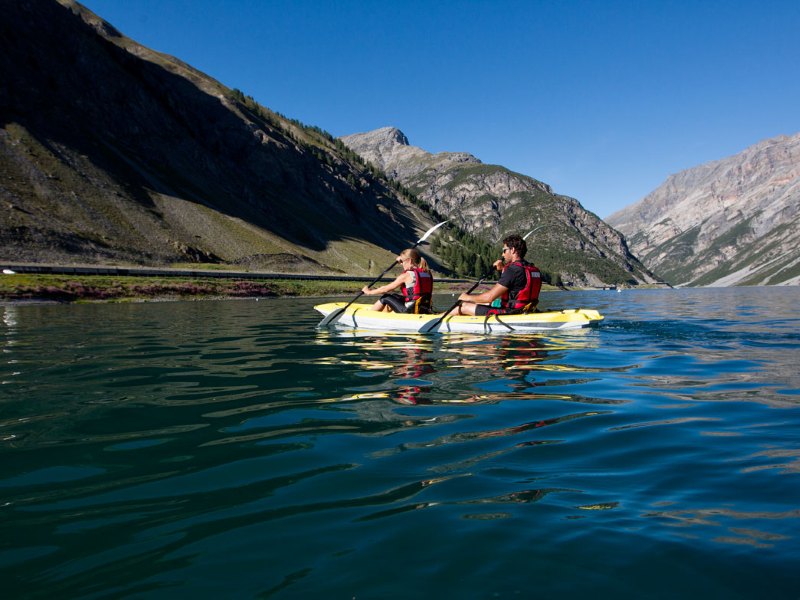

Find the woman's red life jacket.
xmin=402 ymin=268 xmax=433 ymax=306
xmin=500 ymin=261 xmax=541 ymax=310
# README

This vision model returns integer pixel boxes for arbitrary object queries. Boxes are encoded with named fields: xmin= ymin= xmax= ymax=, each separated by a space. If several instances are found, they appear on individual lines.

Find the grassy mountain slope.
xmin=0 ymin=0 xmax=442 ymax=275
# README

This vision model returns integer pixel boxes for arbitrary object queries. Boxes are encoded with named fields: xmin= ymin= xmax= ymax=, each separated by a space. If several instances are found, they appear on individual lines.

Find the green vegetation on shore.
xmin=0 ymin=274 xmax=360 ymax=302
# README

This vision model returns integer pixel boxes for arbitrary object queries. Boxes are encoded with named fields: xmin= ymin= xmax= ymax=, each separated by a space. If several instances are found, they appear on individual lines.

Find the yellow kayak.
xmin=314 ymin=302 xmax=603 ymax=334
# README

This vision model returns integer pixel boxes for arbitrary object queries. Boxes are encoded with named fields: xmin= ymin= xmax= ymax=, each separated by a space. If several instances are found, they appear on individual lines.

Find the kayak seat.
xmin=411 ymin=296 xmax=433 ymax=314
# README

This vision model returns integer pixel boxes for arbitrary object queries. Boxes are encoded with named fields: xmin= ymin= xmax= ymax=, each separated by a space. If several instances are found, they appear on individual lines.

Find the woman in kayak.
xmin=447 ymin=234 xmax=541 ymax=316
xmin=361 ymin=248 xmax=434 ymax=313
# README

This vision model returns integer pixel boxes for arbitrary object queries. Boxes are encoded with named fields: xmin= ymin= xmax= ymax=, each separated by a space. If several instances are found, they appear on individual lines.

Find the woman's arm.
xmin=362 ymin=272 xmax=409 ymax=296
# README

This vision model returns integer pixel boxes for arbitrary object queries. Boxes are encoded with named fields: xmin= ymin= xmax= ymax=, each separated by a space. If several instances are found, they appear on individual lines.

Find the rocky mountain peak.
xmin=381 ymin=127 xmax=410 ymax=146
xmin=348 ymin=126 xmax=410 ymax=149
xmin=341 ymin=127 xmax=481 ymax=181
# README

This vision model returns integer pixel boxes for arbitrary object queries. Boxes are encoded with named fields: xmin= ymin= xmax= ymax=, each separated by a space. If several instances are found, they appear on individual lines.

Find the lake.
xmin=1 ymin=287 xmax=798 ymax=598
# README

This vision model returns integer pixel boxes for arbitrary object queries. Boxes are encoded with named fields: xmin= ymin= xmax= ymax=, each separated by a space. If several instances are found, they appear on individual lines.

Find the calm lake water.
xmin=1 ymin=287 xmax=799 ymax=598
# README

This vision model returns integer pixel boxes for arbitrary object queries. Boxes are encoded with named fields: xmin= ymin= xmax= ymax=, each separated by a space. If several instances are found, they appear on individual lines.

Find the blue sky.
xmin=80 ymin=0 xmax=800 ymax=218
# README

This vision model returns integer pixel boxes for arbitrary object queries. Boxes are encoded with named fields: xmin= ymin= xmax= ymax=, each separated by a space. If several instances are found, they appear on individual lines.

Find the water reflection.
xmin=389 ymin=342 xmax=435 ymax=405
xmin=643 ymin=505 xmax=799 ymax=549
xmin=1 ymin=306 xmax=20 ymax=387
xmin=314 ymin=328 xmax=603 ymax=408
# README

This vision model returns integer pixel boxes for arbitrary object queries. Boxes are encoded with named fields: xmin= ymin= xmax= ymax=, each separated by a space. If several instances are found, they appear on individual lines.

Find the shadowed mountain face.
xmin=342 ymin=127 xmax=658 ymax=287
xmin=607 ymin=133 xmax=800 ymax=286
xmin=0 ymin=0 xmax=434 ymax=273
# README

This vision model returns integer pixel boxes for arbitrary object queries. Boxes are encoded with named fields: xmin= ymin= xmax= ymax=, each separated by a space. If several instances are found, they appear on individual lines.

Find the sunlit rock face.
xmin=607 ymin=133 xmax=800 ymax=286
xmin=342 ymin=127 xmax=657 ymax=287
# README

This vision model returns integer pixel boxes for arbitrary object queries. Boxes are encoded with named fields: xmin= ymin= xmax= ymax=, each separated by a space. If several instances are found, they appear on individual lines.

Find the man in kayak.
xmin=361 ymin=248 xmax=434 ymax=313
xmin=447 ymin=234 xmax=541 ymax=316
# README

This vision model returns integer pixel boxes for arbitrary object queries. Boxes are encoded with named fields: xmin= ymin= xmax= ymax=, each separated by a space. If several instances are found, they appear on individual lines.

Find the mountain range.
xmin=341 ymin=127 xmax=657 ymax=287
xmin=8 ymin=1 xmax=788 ymax=289
xmin=0 ymin=0 xmax=659 ymax=288
xmin=607 ymin=132 xmax=800 ymax=286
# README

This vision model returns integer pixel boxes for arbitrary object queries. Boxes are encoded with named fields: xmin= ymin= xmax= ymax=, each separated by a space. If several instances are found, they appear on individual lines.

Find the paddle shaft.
xmin=317 ymin=261 xmax=400 ymax=326
xmin=317 ymin=220 xmax=448 ymax=327
xmin=419 ymin=265 xmax=498 ymax=333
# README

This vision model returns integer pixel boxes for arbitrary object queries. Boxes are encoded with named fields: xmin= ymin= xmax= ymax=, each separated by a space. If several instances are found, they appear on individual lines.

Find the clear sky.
xmin=79 ymin=0 xmax=800 ymax=219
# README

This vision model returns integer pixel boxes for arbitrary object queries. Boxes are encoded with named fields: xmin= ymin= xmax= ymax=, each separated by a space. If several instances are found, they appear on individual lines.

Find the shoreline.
xmin=0 ymin=272 xmax=511 ymax=305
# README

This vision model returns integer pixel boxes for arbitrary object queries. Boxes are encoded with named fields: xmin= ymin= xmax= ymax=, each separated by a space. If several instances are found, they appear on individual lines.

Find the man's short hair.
xmin=503 ymin=234 xmax=527 ymax=259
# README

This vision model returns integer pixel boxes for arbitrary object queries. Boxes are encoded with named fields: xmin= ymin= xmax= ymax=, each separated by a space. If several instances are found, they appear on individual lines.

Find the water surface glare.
xmin=1 ymin=288 xmax=798 ymax=598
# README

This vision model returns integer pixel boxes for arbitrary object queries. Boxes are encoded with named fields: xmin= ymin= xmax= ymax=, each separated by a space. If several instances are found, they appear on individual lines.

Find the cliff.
xmin=607 ymin=133 xmax=800 ymax=286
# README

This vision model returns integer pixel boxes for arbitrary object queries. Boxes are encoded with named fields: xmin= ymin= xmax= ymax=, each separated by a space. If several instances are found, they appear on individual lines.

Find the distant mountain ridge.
xmin=606 ymin=133 xmax=800 ymax=286
xmin=342 ymin=127 xmax=659 ymax=287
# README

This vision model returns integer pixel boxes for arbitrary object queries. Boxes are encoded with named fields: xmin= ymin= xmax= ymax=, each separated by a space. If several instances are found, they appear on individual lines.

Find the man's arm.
xmin=459 ymin=283 xmax=508 ymax=304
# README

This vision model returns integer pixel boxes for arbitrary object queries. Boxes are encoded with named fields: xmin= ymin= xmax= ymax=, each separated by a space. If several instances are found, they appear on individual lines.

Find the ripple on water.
xmin=1 ymin=292 xmax=799 ymax=597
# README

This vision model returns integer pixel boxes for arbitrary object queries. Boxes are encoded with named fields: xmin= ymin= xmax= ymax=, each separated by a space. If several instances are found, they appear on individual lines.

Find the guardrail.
xmin=0 ymin=263 xmax=472 ymax=284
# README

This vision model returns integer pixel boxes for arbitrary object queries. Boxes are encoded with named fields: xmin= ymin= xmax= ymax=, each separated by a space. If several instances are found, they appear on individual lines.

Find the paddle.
xmin=418 ymin=226 xmax=543 ymax=334
xmin=316 ymin=220 xmax=448 ymax=328
xmin=418 ymin=265 xmax=494 ymax=333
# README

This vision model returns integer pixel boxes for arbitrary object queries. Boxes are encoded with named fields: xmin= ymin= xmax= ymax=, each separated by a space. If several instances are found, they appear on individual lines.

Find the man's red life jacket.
xmin=500 ymin=261 xmax=541 ymax=311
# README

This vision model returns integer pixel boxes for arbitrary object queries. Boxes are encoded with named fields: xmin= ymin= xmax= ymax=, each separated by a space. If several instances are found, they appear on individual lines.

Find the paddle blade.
xmin=417 ymin=220 xmax=448 ymax=244
xmin=523 ymin=225 xmax=544 ymax=240
xmin=418 ymin=307 xmax=457 ymax=333
xmin=316 ymin=307 xmax=346 ymax=328
xmin=418 ymin=316 xmax=444 ymax=334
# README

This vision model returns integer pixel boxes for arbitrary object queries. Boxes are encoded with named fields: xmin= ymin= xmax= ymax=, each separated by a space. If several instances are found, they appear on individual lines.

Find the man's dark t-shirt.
xmin=498 ymin=263 xmax=529 ymax=295
xmin=474 ymin=261 xmax=539 ymax=316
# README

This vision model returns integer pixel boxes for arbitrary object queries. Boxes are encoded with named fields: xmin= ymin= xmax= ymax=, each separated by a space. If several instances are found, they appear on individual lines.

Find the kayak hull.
xmin=314 ymin=302 xmax=603 ymax=334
